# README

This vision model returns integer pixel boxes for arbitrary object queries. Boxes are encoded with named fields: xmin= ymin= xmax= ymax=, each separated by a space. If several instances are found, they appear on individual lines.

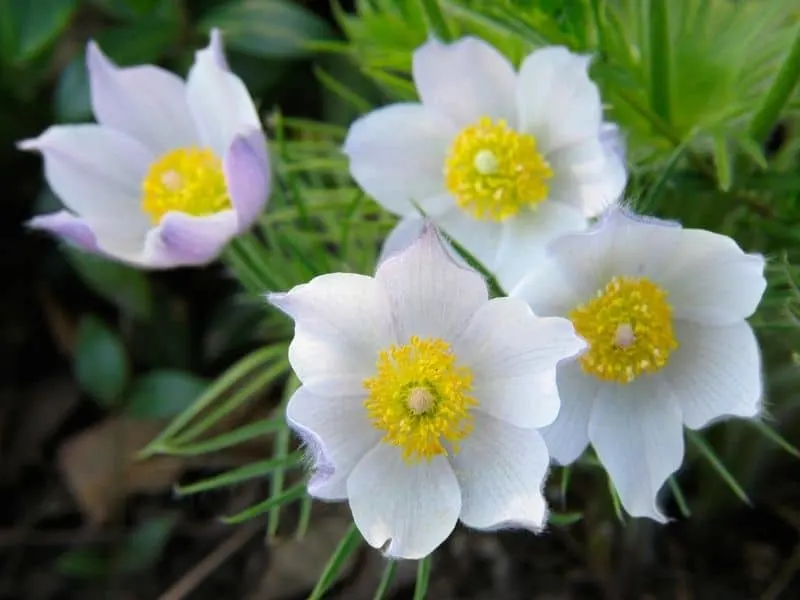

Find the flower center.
xmin=363 ymin=336 xmax=476 ymax=462
xmin=141 ymin=147 xmax=231 ymax=224
xmin=569 ymin=276 xmax=679 ymax=384
xmin=444 ymin=117 xmax=553 ymax=222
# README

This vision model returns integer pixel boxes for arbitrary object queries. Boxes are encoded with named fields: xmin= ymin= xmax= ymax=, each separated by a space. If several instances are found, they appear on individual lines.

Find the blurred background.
xmin=2 ymin=0 xmax=800 ymax=598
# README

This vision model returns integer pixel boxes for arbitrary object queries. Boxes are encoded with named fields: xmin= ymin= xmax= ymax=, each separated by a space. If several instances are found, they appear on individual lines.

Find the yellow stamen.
xmin=363 ymin=336 xmax=476 ymax=462
xmin=444 ymin=117 xmax=553 ymax=221
xmin=141 ymin=147 xmax=231 ymax=224
xmin=569 ymin=276 xmax=679 ymax=384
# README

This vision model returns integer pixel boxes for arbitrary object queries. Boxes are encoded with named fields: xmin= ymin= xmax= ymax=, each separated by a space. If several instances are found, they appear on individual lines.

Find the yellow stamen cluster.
xmin=363 ymin=336 xmax=477 ymax=462
xmin=141 ymin=147 xmax=231 ymax=224
xmin=569 ymin=276 xmax=678 ymax=384
xmin=444 ymin=117 xmax=553 ymax=221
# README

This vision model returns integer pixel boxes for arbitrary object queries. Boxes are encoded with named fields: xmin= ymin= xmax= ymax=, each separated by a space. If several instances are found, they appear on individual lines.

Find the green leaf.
xmin=752 ymin=419 xmax=800 ymax=459
xmin=74 ymin=316 xmax=130 ymax=407
xmin=126 ymin=370 xmax=209 ymax=419
xmin=199 ymin=0 xmax=334 ymax=59
xmin=3 ymin=0 xmax=79 ymax=63
xmin=94 ymin=2 xmax=180 ymax=65
xmin=712 ymin=133 xmax=733 ymax=191
xmin=66 ymin=248 xmax=153 ymax=319
xmin=308 ymin=523 xmax=363 ymax=600
xmin=413 ymin=556 xmax=432 ymax=600
xmin=117 ymin=514 xmax=179 ymax=573
xmin=160 ymin=418 xmax=286 ymax=457
xmin=667 ymin=477 xmax=691 ymax=518
xmin=54 ymin=52 xmax=92 ymax=123
xmin=56 ymin=548 xmax=110 ymax=579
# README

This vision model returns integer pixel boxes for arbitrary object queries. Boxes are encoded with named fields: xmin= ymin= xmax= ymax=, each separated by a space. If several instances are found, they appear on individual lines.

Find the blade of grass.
xmin=308 ymin=523 xmax=362 ymax=600
xmin=175 ymin=451 xmax=302 ymax=496
xmin=648 ymin=0 xmax=672 ymax=123
xmin=607 ymin=475 xmax=625 ymax=523
xmin=222 ymin=481 xmax=307 ymax=524
xmin=752 ymin=419 xmax=800 ymax=459
xmin=668 ymin=476 xmax=691 ymax=518
xmin=173 ymin=357 xmax=290 ymax=445
xmin=749 ymin=27 xmax=800 ymax=143
xmin=687 ymin=429 xmax=751 ymax=506
xmin=139 ymin=345 xmax=286 ymax=457
xmin=418 ymin=0 xmax=453 ymax=42
xmin=413 ymin=556 xmax=432 ymax=600
xmin=161 ymin=418 xmax=286 ymax=457
xmin=268 ymin=375 xmax=300 ymax=538
xmin=373 ymin=560 xmax=398 ymax=600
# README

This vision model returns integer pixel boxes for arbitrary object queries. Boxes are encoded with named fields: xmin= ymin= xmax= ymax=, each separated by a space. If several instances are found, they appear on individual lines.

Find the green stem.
xmin=749 ymin=27 xmax=800 ymax=143
xmin=648 ymin=0 xmax=671 ymax=124
xmin=419 ymin=0 xmax=453 ymax=42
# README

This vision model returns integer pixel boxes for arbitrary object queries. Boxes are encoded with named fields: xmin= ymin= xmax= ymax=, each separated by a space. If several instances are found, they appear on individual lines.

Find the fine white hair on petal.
xmin=412 ymin=36 xmax=518 ymax=127
xmin=347 ymin=445 xmax=461 ymax=559
xmin=375 ymin=220 xmax=489 ymax=342
xmin=86 ymin=39 xmax=198 ymax=154
xmin=449 ymin=413 xmax=550 ymax=531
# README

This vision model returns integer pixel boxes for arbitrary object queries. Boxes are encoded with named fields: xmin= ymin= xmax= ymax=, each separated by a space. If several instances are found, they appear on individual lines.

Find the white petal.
xmin=186 ymin=34 xmax=261 ymax=157
xmin=434 ymin=205 xmax=505 ymax=273
xmin=86 ymin=41 xmax=197 ymax=154
xmin=539 ymin=361 xmax=599 ymax=465
xmin=378 ymin=214 xmax=426 ymax=265
xmin=141 ymin=210 xmax=239 ymax=268
xmin=545 ymin=207 xmax=683 ymax=299
xmin=454 ymin=297 xmax=584 ymax=429
xmin=286 ymin=386 xmax=379 ymax=500
xmin=343 ymin=104 xmax=456 ymax=215
xmin=347 ymin=445 xmax=460 ymax=559
xmin=517 ymin=47 xmax=602 ymax=151
xmin=588 ymin=376 xmax=684 ymax=522
xmin=375 ymin=223 xmax=488 ymax=342
xmin=546 ymin=137 xmax=627 ymax=218
xmin=510 ymin=256 xmax=583 ymax=318
xmin=666 ymin=321 xmax=762 ymax=430
xmin=413 ymin=36 xmax=518 ymax=127
xmin=269 ymin=273 xmax=395 ymax=396
xmin=18 ymin=125 xmax=151 ymax=231
xmin=661 ymin=229 xmax=766 ymax=325
xmin=450 ymin=413 xmax=550 ymax=531
xmin=492 ymin=201 xmax=588 ymax=292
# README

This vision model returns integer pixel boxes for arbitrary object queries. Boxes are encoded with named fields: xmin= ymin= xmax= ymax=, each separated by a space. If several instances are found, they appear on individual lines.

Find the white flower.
xmin=269 ymin=224 xmax=585 ymax=559
xmin=344 ymin=36 xmax=626 ymax=290
xmin=511 ymin=207 xmax=766 ymax=521
xmin=19 ymin=29 xmax=270 ymax=268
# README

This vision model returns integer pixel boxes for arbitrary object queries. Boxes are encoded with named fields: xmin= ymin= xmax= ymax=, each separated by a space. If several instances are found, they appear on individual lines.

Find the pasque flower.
xmin=344 ymin=36 xmax=626 ymax=289
xmin=20 ymin=29 xmax=270 ymax=268
xmin=512 ymin=207 xmax=766 ymax=521
xmin=270 ymin=225 xmax=585 ymax=559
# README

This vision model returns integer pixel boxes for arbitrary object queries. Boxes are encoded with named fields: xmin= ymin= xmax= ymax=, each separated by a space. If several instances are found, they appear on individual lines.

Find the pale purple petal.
xmin=86 ymin=41 xmax=197 ymax=154
xmin=186 ymin=32 xmax=262 ymax=157
xmin=18 ymin=125 xmax=151 ymax=231
xmin=28 ymin=210 xmax=99 ymax=252
xmin=143 ymin=210 xmax=238 ymax=268
xmin=223 ymin=130 xmax=271 ymax=231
